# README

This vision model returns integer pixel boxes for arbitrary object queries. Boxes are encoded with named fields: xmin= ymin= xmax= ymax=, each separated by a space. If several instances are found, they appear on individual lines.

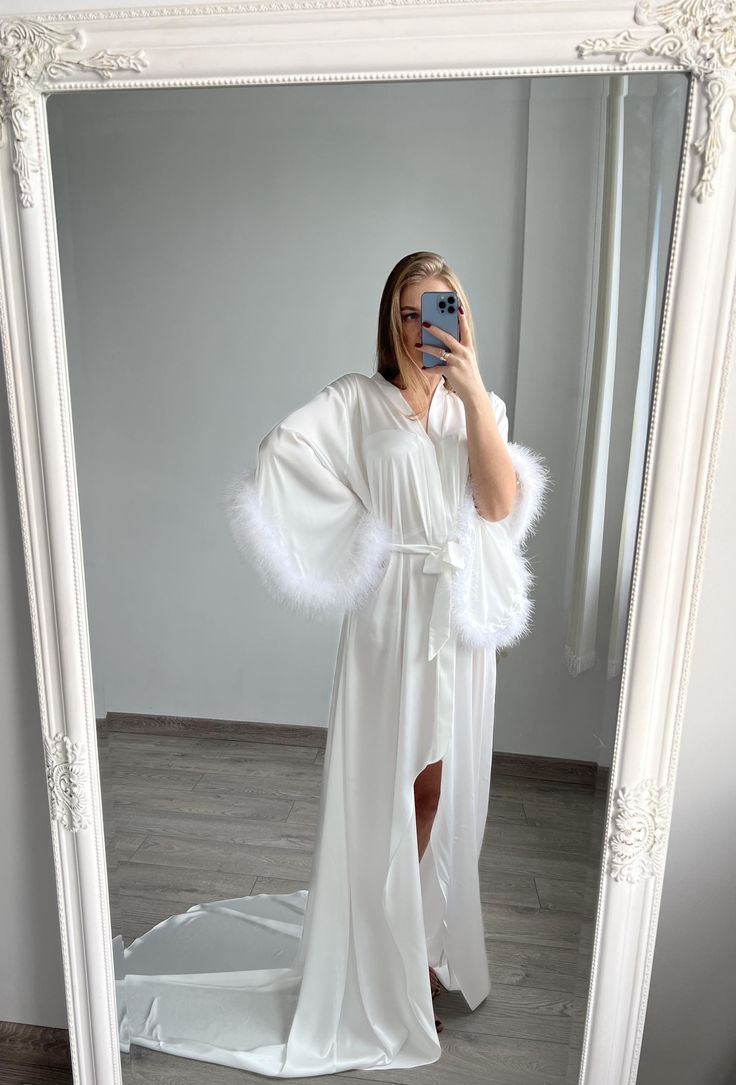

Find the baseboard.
xmin=97 ymin=712 xmax=609 ymax=787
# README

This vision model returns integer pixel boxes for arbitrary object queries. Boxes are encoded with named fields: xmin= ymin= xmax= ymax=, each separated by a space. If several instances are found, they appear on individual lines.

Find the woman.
xmin=113 ymin=252 xmax=550 ymax=1077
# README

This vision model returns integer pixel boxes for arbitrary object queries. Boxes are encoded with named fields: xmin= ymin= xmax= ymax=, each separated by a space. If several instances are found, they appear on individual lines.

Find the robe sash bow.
xmin=388 ymin=537 xmax=466 ymax=762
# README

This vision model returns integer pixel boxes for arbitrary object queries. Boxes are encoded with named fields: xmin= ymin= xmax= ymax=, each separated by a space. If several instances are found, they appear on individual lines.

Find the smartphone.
xmin=420 ymin=290 xmax=460 ymax=367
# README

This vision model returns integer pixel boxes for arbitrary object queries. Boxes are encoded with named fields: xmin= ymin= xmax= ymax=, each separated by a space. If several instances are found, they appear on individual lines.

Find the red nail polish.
xmin=422 ymin=321 xmax=431 ymax=327
xmin=459 ymin=305 xmax=464 ymax=314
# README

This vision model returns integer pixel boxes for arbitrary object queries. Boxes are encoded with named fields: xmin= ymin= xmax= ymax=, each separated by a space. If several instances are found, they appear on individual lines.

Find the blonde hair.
xmin=375 ymin=251 xmax=478 ymax=421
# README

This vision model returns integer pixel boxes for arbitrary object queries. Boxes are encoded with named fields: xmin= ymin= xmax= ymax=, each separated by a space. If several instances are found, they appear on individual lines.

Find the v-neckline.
xmin=373 ymin=370 xmax=445 ymax=439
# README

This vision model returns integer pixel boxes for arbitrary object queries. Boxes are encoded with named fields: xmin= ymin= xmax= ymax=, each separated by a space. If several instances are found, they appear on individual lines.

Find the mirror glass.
xmin=46 ymin=71 xmax=688 ymax=1083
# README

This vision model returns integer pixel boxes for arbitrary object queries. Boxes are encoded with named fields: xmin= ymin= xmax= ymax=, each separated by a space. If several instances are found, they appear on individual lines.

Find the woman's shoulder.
xmin=322 ymin=371 xmax=377 ymax=405
xmin=328 ymin=371 xmax=374 ymax=391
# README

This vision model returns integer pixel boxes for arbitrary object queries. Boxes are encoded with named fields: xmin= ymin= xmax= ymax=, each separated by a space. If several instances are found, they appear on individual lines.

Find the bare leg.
xmin=414 ymin=760 xmax=445 ymax=1030
xmin=414 ymin=758 xmax=442 ymax=862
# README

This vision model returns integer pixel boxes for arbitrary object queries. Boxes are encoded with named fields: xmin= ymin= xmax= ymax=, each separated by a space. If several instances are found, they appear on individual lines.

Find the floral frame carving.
xmin=0 ymin=1 xmax=734 ymax=1083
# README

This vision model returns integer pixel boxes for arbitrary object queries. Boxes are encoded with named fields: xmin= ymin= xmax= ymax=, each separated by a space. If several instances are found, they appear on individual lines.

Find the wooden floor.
xmin=3 ymin=717 xmax=607 ymax=1085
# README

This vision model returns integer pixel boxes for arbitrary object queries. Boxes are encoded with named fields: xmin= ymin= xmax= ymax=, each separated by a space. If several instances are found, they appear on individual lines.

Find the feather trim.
xmin=450 ymin=483 xmax=537 ymax=652
xmin=503 ymin=442 xmax=553 ymax=546
xmin=450 ymin=440 xmax=552 ymax=651
xmin=222 ymin=467 xmax=393 ymax=619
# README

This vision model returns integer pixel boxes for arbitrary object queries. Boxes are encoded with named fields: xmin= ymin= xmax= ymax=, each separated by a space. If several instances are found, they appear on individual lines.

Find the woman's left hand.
xmin=420 ymin=307 xmax=488 ymax=406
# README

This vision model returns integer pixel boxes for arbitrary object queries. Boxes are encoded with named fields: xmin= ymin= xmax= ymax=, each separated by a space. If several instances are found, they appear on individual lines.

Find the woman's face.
xmin=399 ymin=276 xmax=454 ymax=372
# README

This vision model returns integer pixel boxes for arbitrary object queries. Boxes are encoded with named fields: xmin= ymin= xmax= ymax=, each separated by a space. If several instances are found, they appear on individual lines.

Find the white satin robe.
xmin=112 ymin=369 xmax=550 ymax=1077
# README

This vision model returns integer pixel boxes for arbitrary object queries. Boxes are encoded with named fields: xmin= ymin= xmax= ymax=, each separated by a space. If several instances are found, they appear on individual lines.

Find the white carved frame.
xmin=0 ymin=1 xmax=734 ymax=1082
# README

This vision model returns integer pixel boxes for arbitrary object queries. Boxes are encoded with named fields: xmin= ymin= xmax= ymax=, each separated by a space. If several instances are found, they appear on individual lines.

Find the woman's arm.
xmin=418 ymin=310 xmax=518 ymax=522
xmin=465 ymin=390 xmax=518 ymax=522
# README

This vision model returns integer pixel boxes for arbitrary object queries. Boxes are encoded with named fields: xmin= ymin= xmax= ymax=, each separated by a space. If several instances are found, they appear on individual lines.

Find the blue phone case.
xmin=420 ymin=291 xmax=460 ymax=367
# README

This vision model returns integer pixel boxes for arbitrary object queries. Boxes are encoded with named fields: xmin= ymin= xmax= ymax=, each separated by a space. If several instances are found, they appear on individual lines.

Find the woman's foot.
xmin=429 ymin=965 xmax=442 ymax=999
xmin=434 ymin=1014 xmax=444 ymax=1033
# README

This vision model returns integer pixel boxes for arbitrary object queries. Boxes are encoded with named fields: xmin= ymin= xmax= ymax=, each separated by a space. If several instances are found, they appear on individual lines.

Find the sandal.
xmin=434 ymin=1015 xmax=444 ymax=1033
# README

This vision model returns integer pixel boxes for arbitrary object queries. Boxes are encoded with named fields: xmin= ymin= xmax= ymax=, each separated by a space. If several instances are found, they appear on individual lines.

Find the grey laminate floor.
xmin=95 ymin=720 xmax=607 ymax=1085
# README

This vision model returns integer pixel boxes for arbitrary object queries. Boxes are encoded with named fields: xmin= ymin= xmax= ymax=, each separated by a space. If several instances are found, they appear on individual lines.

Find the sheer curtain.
xmin=562 ymin=75 xmax=677 ymax=679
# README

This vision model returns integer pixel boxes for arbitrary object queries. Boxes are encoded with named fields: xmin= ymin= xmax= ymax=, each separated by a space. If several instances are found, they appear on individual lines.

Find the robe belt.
xmin=388 ymin=538 xmax=466 ymax=762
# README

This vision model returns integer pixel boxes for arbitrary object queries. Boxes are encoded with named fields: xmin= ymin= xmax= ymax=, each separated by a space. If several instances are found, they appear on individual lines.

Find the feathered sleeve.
xmin=451 ymin=391 xmax=552 ymax=652
xmin=223 ymin=374 xmax=392 ymax=618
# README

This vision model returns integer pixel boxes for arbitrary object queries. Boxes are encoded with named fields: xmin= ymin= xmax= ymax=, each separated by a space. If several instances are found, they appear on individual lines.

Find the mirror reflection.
xmin=46 ymin=71 xmax=687 ymax=1082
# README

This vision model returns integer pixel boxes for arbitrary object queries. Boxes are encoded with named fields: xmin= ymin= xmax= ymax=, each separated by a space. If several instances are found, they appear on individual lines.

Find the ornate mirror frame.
xmin=0 ymin=2 xmax=734 ymax=1082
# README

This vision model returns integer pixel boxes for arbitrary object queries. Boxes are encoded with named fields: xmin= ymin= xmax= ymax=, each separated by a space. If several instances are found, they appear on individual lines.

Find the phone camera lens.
xmin=448 ymin=305 xmax=455 ymax=313
xmin=439 ymin=300 xmax=446 ymax=309
xmin=448 ymin=295 xmax=455 ymax=304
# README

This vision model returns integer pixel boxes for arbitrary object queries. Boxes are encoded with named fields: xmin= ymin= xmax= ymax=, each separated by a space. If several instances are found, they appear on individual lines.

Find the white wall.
xmin=0 ymin=361 xmax=69 ymax=1025
xmin=45 ymin=79 xmax=525 ymax=729
xmin=635 ymin=360 xmax=736 ymax=1083
xmin=45 ymin=77 xmax=675 ymax=763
